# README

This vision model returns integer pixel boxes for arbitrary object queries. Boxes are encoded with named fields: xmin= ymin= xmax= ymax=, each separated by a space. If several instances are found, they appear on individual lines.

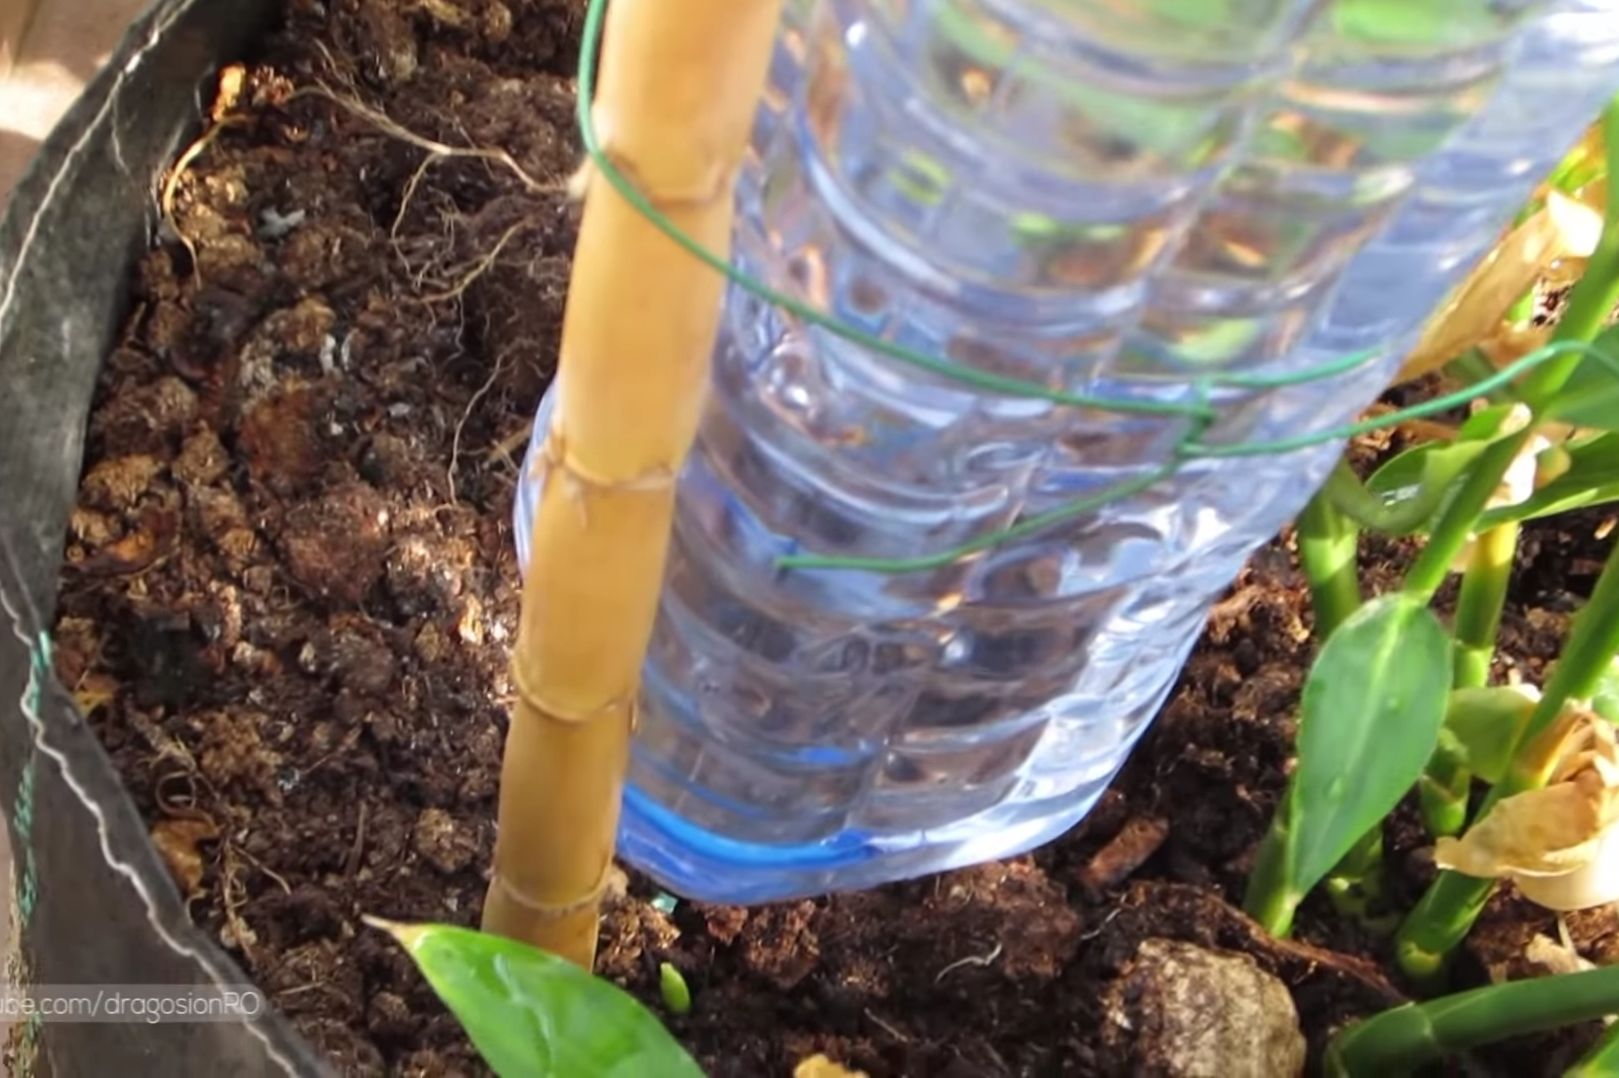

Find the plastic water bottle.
xmin=517 ymin=0 xmax=1619 ymax=903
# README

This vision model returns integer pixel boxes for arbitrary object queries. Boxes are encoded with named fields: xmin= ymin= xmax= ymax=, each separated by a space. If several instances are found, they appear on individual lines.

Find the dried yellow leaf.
xmin=1477 ymin=321 xmax=1551 ymax=371
xmin=151 ymin=818 xmax=219 ymax=896
xmin=1547 ymin=187 xmax=1607 ymax=257
xmin=1576 ymin=175 xmax=1608 ymax=219
xmin=1396 ymin=191 xmax=1603 ymax=384
xmin=1434 ymin=711 xmax=1619 ymax=910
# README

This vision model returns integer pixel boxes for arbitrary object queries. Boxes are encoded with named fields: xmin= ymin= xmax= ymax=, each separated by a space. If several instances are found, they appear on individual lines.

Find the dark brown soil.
xmin=49 ymin=3 xmax=1618 ymax=1075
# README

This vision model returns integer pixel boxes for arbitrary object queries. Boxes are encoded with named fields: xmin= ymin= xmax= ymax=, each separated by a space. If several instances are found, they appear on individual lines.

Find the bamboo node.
xmin=511 ymin=653 xmax=636 ymax=726
xmin=489 ymin=859 xmax=617 ymax=921
xmin=593 ymin=125 xmax=736 ymax=212
xmin=535 ymin=424 xmax=676 ymax=495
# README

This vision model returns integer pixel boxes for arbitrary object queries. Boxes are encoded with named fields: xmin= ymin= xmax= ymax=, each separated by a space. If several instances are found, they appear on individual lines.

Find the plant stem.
xmin=1398 ymin=540 xmax=1619 ymax=982
xmin=1243 ymin=795 xmax=1298 ymax=937
xmin=1299 ymin=489 xmax=1395 ymax=920
xmin=1452 ymin=524 xmax=1518 ymax=688
xmin=1326 ymin=964 xmax=1619 ymax=1075
xmin=1419 ymin=523 xmax=1519 ymax=835
xmin=1418 ymin=738 xmax=1472 ymax=837
xmin=1254 ymin=492 xmax=1362 ymax=936
xmin=1402 ymin=437 xmax=1524 ymax=603
xmin=1404 ymin=97 xmax=1619 ymax=604
xmin=1323 ymin=828 xmax=1389 ymax=927
xmin=1298 ymin=489 xmax=1362 ymax=640
xmin=1394 ymin=97 xmax=1619 ymax=982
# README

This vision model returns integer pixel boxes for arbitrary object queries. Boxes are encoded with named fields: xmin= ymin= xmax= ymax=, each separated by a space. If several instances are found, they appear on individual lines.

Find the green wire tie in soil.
xmin=573 ymin=0 xmax=1619 ymax=575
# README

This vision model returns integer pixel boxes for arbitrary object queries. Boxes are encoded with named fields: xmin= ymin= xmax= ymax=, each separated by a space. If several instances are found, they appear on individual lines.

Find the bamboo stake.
xmin=480 ymin=0 xmax=783 ymax=966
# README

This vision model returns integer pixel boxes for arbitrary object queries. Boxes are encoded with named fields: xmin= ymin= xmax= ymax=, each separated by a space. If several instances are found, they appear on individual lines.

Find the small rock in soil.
xmin=740 ymin=901 xmax=820 ymax=991
xmin=299 ymin=620 xmax=398 ymax=696
xmin=367 ymin=990 xmax=414 ymax=1041
xmin=239 ymin=381 xmax=335 ymax=492
xmin=194 ymin=709 xmax=284 ymax=805
xmin=412 ymin=621 xmax=450 ymax=665
xmin=91 ymin=375 xmax=198 ymax=456
xmin=278 ymin=479 xmax=391 ymax=604
xmin=79 ymin=454 xmax=163 ymax=510
xmin=925 ymin=861 xmax=1082 ymax=979
xmin=1102 ymin=937 xmax=1306 ymax=1078
xmin=411 ymin=807 xmax=479 ymax=874
xmin=700 ymin=903 xmax=749 ymax=946
xmin=596 ymin=898 xmax=679 ymax=984
xmin=173 ymin=427 xmax=230 ymax=486
xmin=795 ymin=1055 xmax=869 ymax=1078
xmin=386 ymin=533 xmax=472 ymax=614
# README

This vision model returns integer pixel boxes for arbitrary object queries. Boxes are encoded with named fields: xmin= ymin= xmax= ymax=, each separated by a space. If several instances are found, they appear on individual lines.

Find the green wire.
xmin=778 ymin=463 xmax=1180 ymax=572
xmin=575 ymin=0 xmax=1373 ymax=416
xmin=571 ymin=0 xmax=1619 ymax=575
xmin=1217 ymin=346 xmax=1382 ymax=388
xmin=1186 ymin=340 xmax=1619 ymax=458
xmin=575 ymin=0 xmax=1210 ymax=419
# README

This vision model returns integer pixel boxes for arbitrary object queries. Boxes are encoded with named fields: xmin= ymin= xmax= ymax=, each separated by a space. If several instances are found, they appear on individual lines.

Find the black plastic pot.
xmin=0 ymin=1 xmax=322 ymax=1072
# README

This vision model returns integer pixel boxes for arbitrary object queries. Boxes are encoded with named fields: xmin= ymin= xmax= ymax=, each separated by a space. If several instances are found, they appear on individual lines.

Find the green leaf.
xmin=1285 ymin=595 xmax=1452 ymax=895
xmin=1476 ymin=430 xmax=1619 ymax=528
xmin=1570 ymin=1015 xmax=1619 ymax=1076
xmin=1440 ymin=686 xmax=1539 ymax=783
xmin=1328 ymin=964 xmax=1619 ymax=1076
xmin=1546 ymin=324 xmax=1619 ymax=431
xmin=373 ymin=920 xmax=705 ymax=1078
xmin=659 ymin=962 xmax=691 ymax=1017
xmin=1591 ymin=657 xmax=1619 ymax=724
xmin=1357 ymin=443 xmax=1487 ymax=534
xmin=1346 ymin=403 xmax=1517 ymax=535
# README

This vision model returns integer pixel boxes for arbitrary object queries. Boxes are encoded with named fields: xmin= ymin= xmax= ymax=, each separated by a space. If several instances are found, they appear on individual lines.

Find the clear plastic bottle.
xmin=517 ymin=0 xmax=1619 ymax=902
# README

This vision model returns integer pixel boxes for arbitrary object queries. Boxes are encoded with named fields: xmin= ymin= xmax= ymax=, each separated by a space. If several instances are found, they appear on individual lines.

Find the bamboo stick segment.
xmin=482 ymin=0 xmax=784 ymax=966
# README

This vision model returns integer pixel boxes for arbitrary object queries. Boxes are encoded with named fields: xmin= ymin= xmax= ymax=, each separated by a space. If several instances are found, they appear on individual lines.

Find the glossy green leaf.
xmin=1286 ymin=595 xmax=1452 ymax=895
xmin=1355 ymin=443 xmax=1488 ymax=534
xmin=373 ymin=920 xmax=705 ymax=1078
xmin=1343 ymin=403 xmax=1518 ymax=535
xmin=1476 ymin=430 xmax=1619 ymax=528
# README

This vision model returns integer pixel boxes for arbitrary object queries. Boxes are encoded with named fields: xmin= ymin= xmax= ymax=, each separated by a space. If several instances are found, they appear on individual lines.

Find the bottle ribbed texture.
xmin=516 ymin=0 xmax=1619 ymax=902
